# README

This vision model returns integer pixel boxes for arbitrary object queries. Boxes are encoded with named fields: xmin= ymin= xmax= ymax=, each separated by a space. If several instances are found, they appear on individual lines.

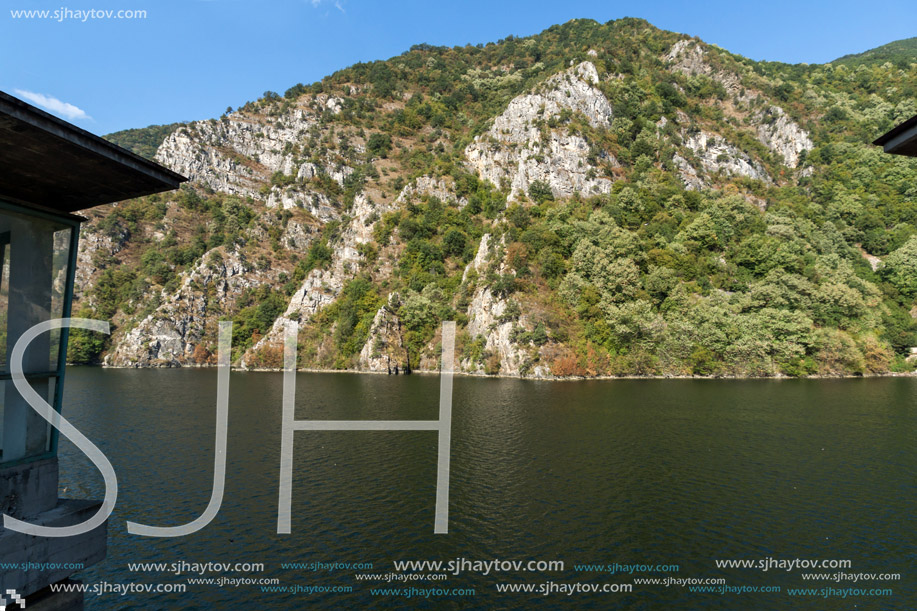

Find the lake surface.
xmin=57 ymin=369 xmax=916 ymax=609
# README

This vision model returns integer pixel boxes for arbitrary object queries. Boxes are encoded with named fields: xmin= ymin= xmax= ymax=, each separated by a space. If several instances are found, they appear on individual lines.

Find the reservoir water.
xmin=57 ymin=368 xmax=916 ymax=609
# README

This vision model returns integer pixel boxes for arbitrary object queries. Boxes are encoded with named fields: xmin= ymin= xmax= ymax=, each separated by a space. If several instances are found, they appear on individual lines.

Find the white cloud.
xmin=13 ymin=89 xmax=91 ymax=121
xmin=309 ymin=0 xmax=345 ymax=14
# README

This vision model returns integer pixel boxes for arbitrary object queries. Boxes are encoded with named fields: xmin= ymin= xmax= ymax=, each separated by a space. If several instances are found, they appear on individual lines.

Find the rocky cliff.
xmin=106 ymin=248 xmax=275 ymax=367
xmin=465 ymin=61 xmax=615 ymax=201
xmin=663 ymin=38 xmax=814 ymax=175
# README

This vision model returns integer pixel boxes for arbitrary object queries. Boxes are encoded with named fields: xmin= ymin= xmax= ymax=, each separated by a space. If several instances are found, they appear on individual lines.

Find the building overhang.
xmin=874 ymin=113 xmax=917 ymax=157
xmin=0 ymin=90 xmax=186 ymax=214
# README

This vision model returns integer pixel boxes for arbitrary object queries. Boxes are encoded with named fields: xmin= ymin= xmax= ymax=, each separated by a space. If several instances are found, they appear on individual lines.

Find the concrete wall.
xmin=0 ymin=499 xmax=107 ymax=598
xmin=1 ymin=214 xmax=56 ymax=461
xmin=21 ymin=580 xmax=84 ymax=611
xmin=0 ymin=457 xmax=58 ymax=519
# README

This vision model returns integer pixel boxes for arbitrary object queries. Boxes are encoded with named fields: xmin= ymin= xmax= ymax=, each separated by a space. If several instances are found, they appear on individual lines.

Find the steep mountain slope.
xmin=72 ymin=18 xmax=917 ymax=377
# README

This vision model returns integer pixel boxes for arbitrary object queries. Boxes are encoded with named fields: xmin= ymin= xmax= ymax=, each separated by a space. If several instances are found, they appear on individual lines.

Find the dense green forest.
xmin=78 ymin=18 xmax=917 ymax=377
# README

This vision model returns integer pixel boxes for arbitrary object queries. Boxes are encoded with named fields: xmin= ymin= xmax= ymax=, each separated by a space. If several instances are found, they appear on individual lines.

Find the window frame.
xmin=0 ymin=198 xmax=82 ymax=468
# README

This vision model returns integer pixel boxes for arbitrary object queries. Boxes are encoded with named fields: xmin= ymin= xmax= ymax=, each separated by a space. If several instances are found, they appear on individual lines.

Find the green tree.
xmin=527 ymin=180 xmax=554 ymax=204
xmin=883 ymin=236 xmax=917 ymax=297
xmin=367 ymin=133 xmax=392 ymax=158
xmin=67 ymin=308 xmax=107 ymax=364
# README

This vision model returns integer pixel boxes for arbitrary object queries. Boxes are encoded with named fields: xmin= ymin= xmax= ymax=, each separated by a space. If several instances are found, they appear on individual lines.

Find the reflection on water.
xmin=57 ymin=369 xmax=916 ymax=609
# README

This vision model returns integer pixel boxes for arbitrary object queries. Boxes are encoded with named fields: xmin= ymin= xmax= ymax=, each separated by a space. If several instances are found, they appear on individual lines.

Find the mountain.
xmin=104 ymin=122 xmax=184 ymax=159
xmin=832 ymin=37 xmax=917 ymax=68
xmin=71 ymin=18 xmax=917 ymax=378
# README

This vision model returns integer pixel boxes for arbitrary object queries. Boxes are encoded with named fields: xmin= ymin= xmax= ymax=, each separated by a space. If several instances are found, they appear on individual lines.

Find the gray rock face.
xmin=459 ymin=234 xmax=541 ymax=377
xmin=464 ymin=287 xmax=529 ymax=375
xmin=105 ymin=248 xmax=272 ymax=367
xmin=396 ymin=176 xmax=468 ymax=208
xmin=74 ymin=224 xmax=127 ymax=299
xmin=672 ymin=154 xmax=705 ymax=191
xmin=754 ymin=105 xmax=813 ymax=168
xmin=664 ymin=39 xmax=812 ymax=171
xmin=156 ymin=126 xmax=256 ymax=197
xmin=678 ymin=130 xmax=772 ymax=187
xmin=281 ymin=220 xmax=315 ymax=252
xmin=462 ymin=232 xmax=493 ymax=283
xmin=154 ymin=95 xmax=349 ymax=199
xmin=357 ymin=295 xmax=408 ymax=372
xmin=244 ymin=211 xmax=318 ymax=253
xmin=465 ymin=61 xmax=615 ymax=201
xmin=276 ymin=267 xmax=342 ymax=321
xmin=665 ymin=39 xmax=749 ymax=101
xmin=240 ymin=191 xmax=395 ymax=366
xmin=266 ymin=187 xmax=339 ymax=222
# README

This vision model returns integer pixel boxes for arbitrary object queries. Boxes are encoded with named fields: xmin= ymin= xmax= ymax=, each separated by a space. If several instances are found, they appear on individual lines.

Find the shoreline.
xmin=84 ymin=363 xmax=917 ymax=381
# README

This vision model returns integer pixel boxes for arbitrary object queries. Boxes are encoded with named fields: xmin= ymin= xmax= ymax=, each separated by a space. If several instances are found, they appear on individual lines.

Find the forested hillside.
xmin=833 ymin=37 xmax=917 ymax=68
xmin=104 ymin=122 xmax=184 ymax=159
xmin=71 ymin=18 xmax=917 ymax=378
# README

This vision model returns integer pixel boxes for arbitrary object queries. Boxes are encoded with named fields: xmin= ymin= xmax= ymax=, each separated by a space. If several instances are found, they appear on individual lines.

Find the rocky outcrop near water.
xmin=106 ymin=248 xmax=275 ymax=367
xmin=240 ymin=191 xmax=394 ymax=367
xmin=74 ymin=19 xmax=912 ymax=379
xmin=357 ymin=295 xmax=408 ymax=372
xmin=459 ymin=234 xmax=550 ymax=377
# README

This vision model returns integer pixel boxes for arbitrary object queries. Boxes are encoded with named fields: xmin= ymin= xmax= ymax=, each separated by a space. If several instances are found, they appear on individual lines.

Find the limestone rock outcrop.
xmin=240 ymin=191 xmax=395 ymax=366
xmin=465 ymin=61 xmax=615 ymax=201
xmin=105 ymin=248 xmax=274 ymax=367
xmin=155 ymin=96 xmax=350 ymax=200
xmin=664 ymin=39 xmax=812 ymax=171
xmin=675 ymin=130 xmax=772 ymax=188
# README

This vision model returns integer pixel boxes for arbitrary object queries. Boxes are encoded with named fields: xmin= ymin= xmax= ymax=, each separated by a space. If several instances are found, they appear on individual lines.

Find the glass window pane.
xmin=50 ymin=228 xmax=72 ymax=368
xmin=0 ymin=379 xmax=4 ymax=460
xmin=0 ymin=377 xmax=57 ymax=463
xmin=0 ymin=238 xmax=8 ymax=371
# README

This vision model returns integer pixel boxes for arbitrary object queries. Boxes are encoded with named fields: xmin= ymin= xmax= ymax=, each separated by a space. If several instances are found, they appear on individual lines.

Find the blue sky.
xmin=2 ymin=0 xmax=915 ymax=135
